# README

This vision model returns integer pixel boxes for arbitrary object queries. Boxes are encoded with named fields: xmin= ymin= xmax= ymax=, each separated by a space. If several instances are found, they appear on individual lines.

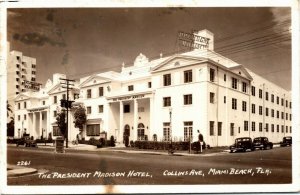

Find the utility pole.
xmin=59 ymin=78 xmax=75 ymax=148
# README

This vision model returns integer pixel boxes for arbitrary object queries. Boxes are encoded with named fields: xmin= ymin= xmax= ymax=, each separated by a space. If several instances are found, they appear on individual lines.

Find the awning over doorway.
xmin=86 ymin=118 xmax=102 ymax=124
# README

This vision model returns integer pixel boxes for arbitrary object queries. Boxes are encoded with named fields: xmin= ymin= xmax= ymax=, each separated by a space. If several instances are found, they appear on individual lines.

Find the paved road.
xmin=7 ymin=146 xmax=291 ymax=185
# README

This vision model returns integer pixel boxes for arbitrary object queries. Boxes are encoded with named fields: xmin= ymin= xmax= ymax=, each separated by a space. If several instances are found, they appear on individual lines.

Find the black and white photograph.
xmin=1 ymin=0 xmax=299 ymax=194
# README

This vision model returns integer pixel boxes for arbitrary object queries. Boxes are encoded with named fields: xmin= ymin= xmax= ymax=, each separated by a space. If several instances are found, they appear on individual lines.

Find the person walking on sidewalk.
xmin=198 ymin=130 xmax=204 ymax=153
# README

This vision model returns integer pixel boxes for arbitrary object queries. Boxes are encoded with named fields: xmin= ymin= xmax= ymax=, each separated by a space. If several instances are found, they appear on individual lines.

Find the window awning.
xmin=87 ymin=118 xmax=102 ymax=124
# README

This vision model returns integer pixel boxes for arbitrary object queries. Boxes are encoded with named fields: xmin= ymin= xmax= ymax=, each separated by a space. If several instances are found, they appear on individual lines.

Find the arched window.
xmin=137 ymin=123 xmax=145 ymax=140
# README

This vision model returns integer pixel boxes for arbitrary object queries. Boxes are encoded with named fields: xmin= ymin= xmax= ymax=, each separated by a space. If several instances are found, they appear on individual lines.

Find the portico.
xmin=27 ymin=106 xmax=50 ymax=139
xmin=107 ymin=92 xmax=154 ymax=143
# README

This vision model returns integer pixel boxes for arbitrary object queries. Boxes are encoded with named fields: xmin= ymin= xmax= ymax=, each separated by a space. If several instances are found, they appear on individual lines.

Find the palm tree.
xmin=7 ymin=101 xmax=13 ymax=117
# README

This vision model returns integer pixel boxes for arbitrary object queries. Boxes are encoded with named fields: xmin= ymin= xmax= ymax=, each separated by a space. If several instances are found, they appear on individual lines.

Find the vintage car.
xmin=280 ymin=136 xmax=292 ymax=147
xmin=16 ymin=135 xmax=37 ymax=147
xmin=229 ymin=137 xmax=254 ymax=153
xmin=253 ymin=137 xmax=273 ymax=150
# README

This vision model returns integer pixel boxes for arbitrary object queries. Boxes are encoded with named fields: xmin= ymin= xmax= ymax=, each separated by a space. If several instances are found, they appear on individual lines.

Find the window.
xmin=184 ymin=70 xmax=193 ymax=83
xmin=242 ymin=101 xmax=247 ymax=112
xmin=286 ymin=113 xmax=288 ymax=120
xmin=31 ymin=77 xmax=36 ymax=81
xmin=265 ymin=92 xmax=269 ymax=101
xmin=266 ymin=107 xmax=269 ymax=116
xmin=184 ymin=94 xmax=192 ymax=105
xmin=251 ymin=104 xmax=255 ymax=114
xmin=252 ymin=122 xmax=255 ymax=131
xmin=18 ymin=103 xmax=20 ymax=109
xmin=277 ymin=125 xmax=279 ymax=132
xmin=18 ymin=115 xmax=20 ymax=121
xmin=277 ymin=96 xmax=279 ymax=104
xmin=281 ymin=125 xmax=284 ymax=133
xmin=232 ymin=98 xmax=237 ymax=110
xmin=259 ymin=89 xmax=262 ymax=98
xmin=54 ymin=96 xmax=57 ymax=104
xmin=266 ymin=123 xmax=269 ymax=132
xmin=209 ymin=121 xmax=214 ymax=136
xmin=286 ymin=100 xmax=288 ymax=107
xmin=232 ymin=77 xmax=237 ymax=89
xmin=87 ymin=106 xmax=91 ymax=114
xmin=290 ymin=114 xmax=292 ymax=121
xmin=277 ymin=110 xmax=279 ymax=118
xmin=230 ymin=123 xmax=234 ymax=136
xmin=259 ymin=106 xmax=262 ymax=115
xmin=87 ymin=89 xmax=92 ymax=98
xmin=271 ymin=124 xmax=274 ymax=132
xmin=290 ymin=126 xmax=292 ymax=133
xmin=53 ymin=126 xmax=62 ymax=136
xmin=163 ymin=97 xmax=171 ymax=107
xmin=163 ymin=122 xmax=170 ymax=141
xmin=137 ymin=123 xmax=145 ymax=140
xmin=218 ymin=122 xmax=222 ymax=136
xmin=16 ymin=85 xmax=19 ymax=89
xmin=209 ymin=68 xmax=215 ymax=82
xmin=86 ymin=124 xmax=100 ymax=136
xmin=98 ymin=105 xmax=103 ymax=113
xmin=271 ymin=109 xmax=274 ymax=118
xmin=286 ymin=126 xmax=288 ymax=133
xmin=251 ymin=86 xmax=255 ymax=96
xmin=128 ymin=85 xmax=134 ymax=91
xmin=99 ymin=87 xmax=104 ymax=97
xmin=53 ymin=111 xmax=57 ymax=117
xmin=224 ymin=96 xmax=226 ymax=104
xmin=163 ymin=74 xmax=171 ymax=86
xmin=281 ymin=98 xmax=284 ymax=106
xmin=62 ymin=94 xmax=66 ymax=100
xmin=224 ymin=74 xmax=226 ymax=81
xmin=138 ymin=107 xmax=145 ymax=112
xmin=43 ymin=101 xmax=45 ymax=105
xmin=24 ymin=114 xmax=26 ymax=120
xmin=32 ymin=71 xmax=36 ymax=75
xmin=210 ymin=93 xmax=215 ymax=104
xmin=32 ymin=64 xmax=36 ymax=68
xmin=242 ymin=82 xmax=247 ymax=93
xmin=271 ymin=94 xmax=274 ymax=103
xmin=184 ymin=121 xmax=193 ymax=141
xmin=124 ymin=105 xmax=130 ymax=113
xmin=259 ymin=123 xmax=262 ymax=132
xmin=281 ymin=112 xmax=284 ymax=119
xmin=244 ymin=121 xmax=248 ymax=131
xmin=290 ymin=102 xmax=292 ymax=108
xmin=148 ymin=82 xmax=152 ymax=88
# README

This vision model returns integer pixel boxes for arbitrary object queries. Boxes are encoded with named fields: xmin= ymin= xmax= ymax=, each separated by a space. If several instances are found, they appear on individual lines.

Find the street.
xmin=7 ymin=146 xmax=291 ymax=185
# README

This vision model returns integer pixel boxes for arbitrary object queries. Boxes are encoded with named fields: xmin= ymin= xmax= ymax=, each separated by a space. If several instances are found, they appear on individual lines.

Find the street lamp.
xmin=168 ymin=107 xmax=173 ymax=154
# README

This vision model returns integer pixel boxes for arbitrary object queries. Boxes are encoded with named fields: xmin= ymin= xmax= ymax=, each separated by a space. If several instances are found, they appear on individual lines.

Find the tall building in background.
xmin=7 ymin=43 xmax=38 ymax=122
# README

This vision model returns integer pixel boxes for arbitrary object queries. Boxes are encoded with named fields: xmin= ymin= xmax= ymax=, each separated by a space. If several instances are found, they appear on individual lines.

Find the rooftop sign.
xmin=178 ymin=31 xmax=210 ymax=50
xmin=23 ymin=80 xmax=42 ymax=91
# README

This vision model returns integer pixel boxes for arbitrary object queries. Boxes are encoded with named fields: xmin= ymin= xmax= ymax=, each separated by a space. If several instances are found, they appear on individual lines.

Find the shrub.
xmin=130 ymin=140 xmax=134 ymax=147
xmin=110 ymin=136 xmax=115 ymax=147
xmin=88 ymin=137 xmax=100 ymax=146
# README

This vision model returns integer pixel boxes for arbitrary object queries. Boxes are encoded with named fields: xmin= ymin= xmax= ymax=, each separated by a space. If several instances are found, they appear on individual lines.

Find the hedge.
xmin=133 ymin=141 xmax=207 ymax=151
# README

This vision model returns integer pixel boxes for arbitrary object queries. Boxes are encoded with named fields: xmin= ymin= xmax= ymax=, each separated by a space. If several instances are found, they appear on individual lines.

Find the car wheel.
xmin=230 ymin=150 xmax=233 ymax=153
xmin=243 ymin=148 xmax=246 ymax=152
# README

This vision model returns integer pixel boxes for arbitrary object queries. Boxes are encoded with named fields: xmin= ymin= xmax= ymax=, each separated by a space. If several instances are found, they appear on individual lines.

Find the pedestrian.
xmin=76 ymin=134 xmax=79 ymax=145
xmin=198 ymin=130 xmax=204 ymax=153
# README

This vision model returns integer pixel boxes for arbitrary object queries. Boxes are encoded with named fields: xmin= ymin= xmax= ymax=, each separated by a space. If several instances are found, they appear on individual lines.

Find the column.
xmin=119 ymin=101 xmax=124 ymax=143
xmin=32 ymin=113 xmax=36 ymax=138
xmin=46 ymin=109 xmax=50 ymax=139
xmin=133 ymin=99 xmax=138 ymax=141
xmin=39 ymin=112 xmax=43 ymax=139
xmin=149 ymin=97 xmax=154 ymax=139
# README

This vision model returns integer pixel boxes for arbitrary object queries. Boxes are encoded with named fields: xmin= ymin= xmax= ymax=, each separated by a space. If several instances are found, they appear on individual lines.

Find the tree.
xmin=56 ymin=111 xmax=66 ymax=137
xmin=73 ymin=105 xmax=87 ymax=131
xmin=7 ymin=101 xmax=12 ymax=117
xmin=7 ymin=117 xmax=14 ymax=137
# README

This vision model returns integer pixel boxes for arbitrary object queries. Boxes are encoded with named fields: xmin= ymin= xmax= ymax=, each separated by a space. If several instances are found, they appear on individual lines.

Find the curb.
xmin=7 ymin=165 xmax=38 ymax=177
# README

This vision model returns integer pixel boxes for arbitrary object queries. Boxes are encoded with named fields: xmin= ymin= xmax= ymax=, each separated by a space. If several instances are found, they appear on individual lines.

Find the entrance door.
xmin=123 ymin=124 xmax=130 ymax=143
xmin=137 ymin=123 xmax=145 ymax=140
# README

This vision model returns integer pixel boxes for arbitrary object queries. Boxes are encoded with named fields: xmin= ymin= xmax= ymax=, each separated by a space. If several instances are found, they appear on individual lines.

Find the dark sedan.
xmin=253 ymin=137 xmax=273 ymax=150
xmin=280 ymin=136 xmax=292 ymax=147
xmin=230 ymin=137 xmax=254 ymax=153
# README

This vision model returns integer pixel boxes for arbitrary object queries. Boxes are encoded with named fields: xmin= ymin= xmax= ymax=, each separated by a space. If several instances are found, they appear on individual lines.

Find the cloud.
xmin=13 ymin=32 xmax=66 ymax=47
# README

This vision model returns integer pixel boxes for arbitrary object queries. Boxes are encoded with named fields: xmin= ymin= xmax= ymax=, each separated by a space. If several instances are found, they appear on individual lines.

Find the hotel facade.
xmin=13 ymin=29 xmax=292 ymax=146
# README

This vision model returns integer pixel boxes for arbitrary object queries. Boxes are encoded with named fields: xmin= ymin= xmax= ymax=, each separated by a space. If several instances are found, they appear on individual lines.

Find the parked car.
xmin=253 ymin=137 xmax=273 ymax=150
xmin=16 ymin=135 xmax=37 ymax=147
xmin=229 ymin=137 xmax=254 ymax=153
xmin=280 ymin=136 xmax=292 ymax=147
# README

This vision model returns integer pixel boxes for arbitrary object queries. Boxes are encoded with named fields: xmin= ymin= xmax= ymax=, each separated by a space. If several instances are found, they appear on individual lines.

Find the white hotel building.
xmin=14 ymin=29 xmax=292 ymax=146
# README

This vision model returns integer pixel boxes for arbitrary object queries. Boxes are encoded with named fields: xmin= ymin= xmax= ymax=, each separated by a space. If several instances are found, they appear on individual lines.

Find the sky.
xmin=7 ymin=7 xmax=291 ymax=90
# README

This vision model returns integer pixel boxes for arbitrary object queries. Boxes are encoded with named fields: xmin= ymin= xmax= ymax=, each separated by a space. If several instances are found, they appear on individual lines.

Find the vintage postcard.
xmin=1 ymin=0 xmax=299 ymax=194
